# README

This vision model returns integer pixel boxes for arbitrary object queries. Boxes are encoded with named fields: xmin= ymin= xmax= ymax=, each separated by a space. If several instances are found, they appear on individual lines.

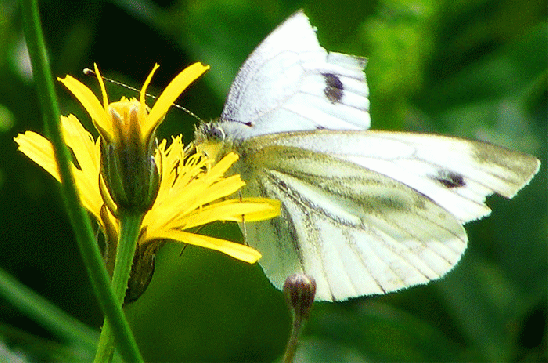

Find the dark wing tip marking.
xmin=322 ymin=72 xmax=344 ymax=104
xmin=434 ymin=171 xmax=466 ymax=189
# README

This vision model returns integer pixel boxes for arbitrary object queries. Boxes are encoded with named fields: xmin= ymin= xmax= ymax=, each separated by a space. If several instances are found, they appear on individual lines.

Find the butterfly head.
xmin=193 ymin=122 xmax=233 ymax=162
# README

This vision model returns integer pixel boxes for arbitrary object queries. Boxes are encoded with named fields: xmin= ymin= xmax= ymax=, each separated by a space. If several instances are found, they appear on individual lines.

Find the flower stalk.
xmin=94 ymin=212 xmax=144 ymax=362
xmin=21 ymin=0 xmax=143 ymax=362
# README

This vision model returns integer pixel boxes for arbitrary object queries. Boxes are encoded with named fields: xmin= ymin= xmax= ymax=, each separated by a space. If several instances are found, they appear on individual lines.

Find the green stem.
xmin=282 ymin=312 xmax=304 ymax=363
xmin=94 ymin=212 xmax=143 ymax=363
xmin=21 ymin=1 xmax=142 ymax=362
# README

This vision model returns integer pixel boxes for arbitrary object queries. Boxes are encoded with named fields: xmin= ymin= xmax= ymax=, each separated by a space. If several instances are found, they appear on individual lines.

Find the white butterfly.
xmin=194 ymin=11 xmax=540 ymax=301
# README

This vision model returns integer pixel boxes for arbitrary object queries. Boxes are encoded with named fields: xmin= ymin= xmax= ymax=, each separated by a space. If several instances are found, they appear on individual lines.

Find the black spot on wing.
xmin=434 ymin=171 xmax=466 ymax=188
xmin=322 ymin=73 xmax=344 ymax=103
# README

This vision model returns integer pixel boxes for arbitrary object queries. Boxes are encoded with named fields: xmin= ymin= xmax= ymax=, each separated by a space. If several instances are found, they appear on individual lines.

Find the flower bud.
xmin=284 ymin=273 xmax=317 ymax=319
xmin=283 ymin=274 xmax=317 ymax=363
xmin=124 ymin=240 xmax=164 ymax=304
xmin=99 ymin=101 xmax=160 ymax=213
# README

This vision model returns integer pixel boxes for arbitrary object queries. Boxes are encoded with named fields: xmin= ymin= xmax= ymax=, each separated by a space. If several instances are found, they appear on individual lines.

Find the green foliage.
xmin=0 ymin=0 xmax=545 ymax=361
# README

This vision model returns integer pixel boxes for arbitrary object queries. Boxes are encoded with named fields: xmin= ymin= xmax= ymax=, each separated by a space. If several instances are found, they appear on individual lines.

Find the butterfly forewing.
xmin=219 ymin=11 xmax=370 ymax=139
xmin=251 ymin=131 xmax=540 ymax=223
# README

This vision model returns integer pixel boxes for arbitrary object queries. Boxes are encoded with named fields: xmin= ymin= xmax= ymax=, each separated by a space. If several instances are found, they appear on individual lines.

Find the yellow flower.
xmin=14 ymin=64 xmax=280 ymax=264
xmin=58 ymin=63 xmax=211 ymax=212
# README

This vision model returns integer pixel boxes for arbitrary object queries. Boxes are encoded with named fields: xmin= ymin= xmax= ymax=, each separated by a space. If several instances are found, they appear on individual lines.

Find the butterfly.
xmin=193 ymin=10 xmax=540 ymax=301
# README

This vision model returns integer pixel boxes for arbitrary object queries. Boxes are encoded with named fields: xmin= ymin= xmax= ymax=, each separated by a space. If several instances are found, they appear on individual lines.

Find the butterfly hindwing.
xmin=236 ymin=138 xmax=468 ymax=300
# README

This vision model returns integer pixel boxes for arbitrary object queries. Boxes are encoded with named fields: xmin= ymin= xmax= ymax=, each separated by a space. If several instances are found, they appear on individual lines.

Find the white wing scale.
xmin=220 ymin=11 xmax=370 ymax=139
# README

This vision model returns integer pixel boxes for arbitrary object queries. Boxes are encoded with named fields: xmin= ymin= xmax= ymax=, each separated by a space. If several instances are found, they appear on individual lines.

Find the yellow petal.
xmin=174 ymin=175 xmax=245 ymax=218
xmin=148 ymin=230 xmax=261 ymax=263
xmin=61 ymin=115 xmax=99 ymax=175
xmin=225 ymin=198 xmax=281 ymax=221
xmin=93 ymin=63 xmax=109 ymax=109
xmin=58 ymin=75 xmax=113 ymax=141
xmin=160 ymin=152 xmax=242 ymax=217
xmin=15 ymin=131 xmax=59 ymax=181
xmin=144 ymin=63 xmax=209 ymax=139
xmin=204 ymin=152 xmax=239 ymax=180
xmin=16 ymin=120 xmax=104 ymax=223
xmin=177 ymin=198 xmax=281 ymax=229
xmin=73 ymin=172 xmax=103 ymax=223
xmin=60 ymin=116 xmax=103 ymax=221
xmin=139 ymin=63 xmax=160 ymax=128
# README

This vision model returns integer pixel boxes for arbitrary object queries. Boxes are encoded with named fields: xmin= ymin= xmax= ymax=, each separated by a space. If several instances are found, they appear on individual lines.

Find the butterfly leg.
xmin=238 ymin=190 xmax=248 ymax=244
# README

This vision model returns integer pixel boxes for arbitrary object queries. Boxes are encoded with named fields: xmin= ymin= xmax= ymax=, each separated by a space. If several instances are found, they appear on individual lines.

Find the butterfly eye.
xmin=211 ymin=128 xmax=225 ymax=139
xmin=200 ymin=124 xmax=225 ymax=140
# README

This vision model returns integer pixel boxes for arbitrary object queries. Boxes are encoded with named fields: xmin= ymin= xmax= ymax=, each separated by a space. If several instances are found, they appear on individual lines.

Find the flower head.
xmin=57 ymin=63 xmax=209 ymax=212
xmin=58 ymin=63 xmax=205 ymax=147
xmin=15 ymin=64 xmax=280 ymax=265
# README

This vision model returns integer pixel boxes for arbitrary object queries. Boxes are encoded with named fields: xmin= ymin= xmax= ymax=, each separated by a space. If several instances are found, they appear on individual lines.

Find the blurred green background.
xmin=0 ymin=0 xmax=546 ymax=361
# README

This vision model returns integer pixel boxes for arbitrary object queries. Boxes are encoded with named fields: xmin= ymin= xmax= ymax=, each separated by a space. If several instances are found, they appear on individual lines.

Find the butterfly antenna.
xmin=83 ymin=68 xmax=204 ymax=123
xmin=238 ymin=191 xmax=248 ymax=244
